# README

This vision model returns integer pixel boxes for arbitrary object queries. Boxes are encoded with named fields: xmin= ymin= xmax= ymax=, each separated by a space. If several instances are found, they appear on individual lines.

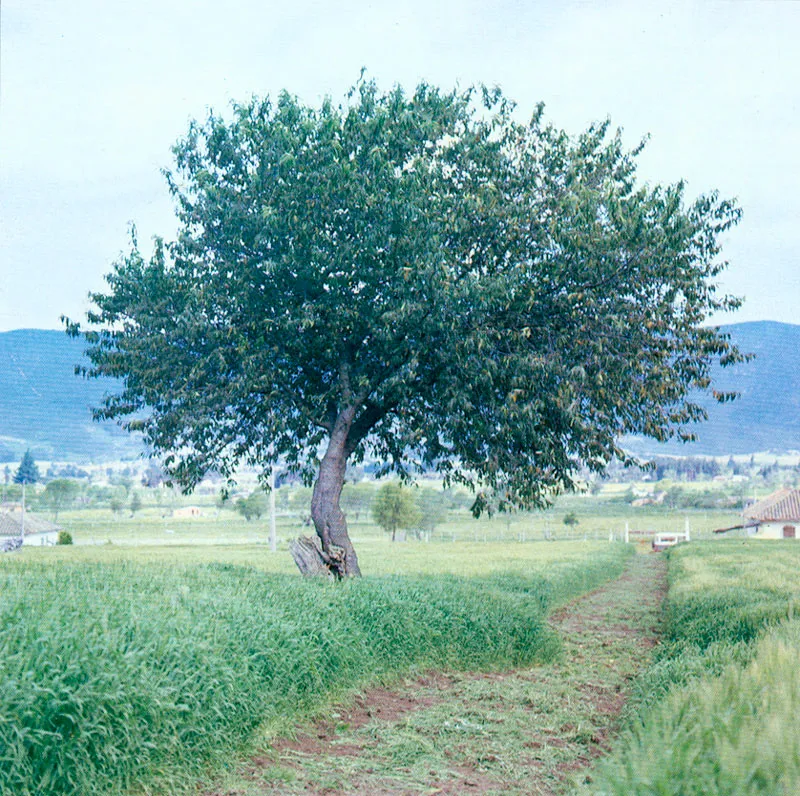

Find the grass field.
xmin=9 ymin=486 xmax=793 ymax=794
xmin=0 ymin=539 xmax=632 ymax=795
xmin=590 ymin=541 xmax=800 ymax=795
xmin=25 ymin=483 xmax=744 ymax=550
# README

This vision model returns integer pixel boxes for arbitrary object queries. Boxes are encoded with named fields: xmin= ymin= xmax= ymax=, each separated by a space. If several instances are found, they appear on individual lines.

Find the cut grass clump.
xmin=0 ymin=544 xmax=630 ymax=795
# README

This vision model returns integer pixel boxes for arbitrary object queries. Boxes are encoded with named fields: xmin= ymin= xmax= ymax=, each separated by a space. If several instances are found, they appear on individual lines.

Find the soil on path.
xmin=205 ymin=553 xmax=667 ymax=796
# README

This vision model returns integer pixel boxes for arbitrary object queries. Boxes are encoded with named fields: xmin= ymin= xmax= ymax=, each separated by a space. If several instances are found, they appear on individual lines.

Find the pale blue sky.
xmin=1 ymin=0 xmax=798 ymax=331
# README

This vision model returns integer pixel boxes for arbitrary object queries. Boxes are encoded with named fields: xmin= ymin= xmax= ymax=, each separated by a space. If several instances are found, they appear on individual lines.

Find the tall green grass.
xmin=0 ymin=544 xmax=631 ymax=795
xmin=596 ymin=621 xmax=800 ymax=794
xmin=591 ymin=541 xmax=800 ymax=795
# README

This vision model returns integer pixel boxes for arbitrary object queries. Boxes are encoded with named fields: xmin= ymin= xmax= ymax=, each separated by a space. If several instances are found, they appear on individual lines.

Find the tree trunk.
xmin=288 ymin=536 xmax=335 ymax=578
xmin=292 ymin=408 xmax=361 ymax=578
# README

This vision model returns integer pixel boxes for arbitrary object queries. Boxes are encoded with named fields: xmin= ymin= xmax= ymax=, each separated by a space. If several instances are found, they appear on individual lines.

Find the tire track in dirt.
xmin=203 ymin=553 xmax=667 ymax=796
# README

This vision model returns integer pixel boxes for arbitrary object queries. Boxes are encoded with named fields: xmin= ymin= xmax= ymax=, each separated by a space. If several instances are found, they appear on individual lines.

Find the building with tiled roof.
xmin=714 ymin=488 xmax=800 ymax=538
xmin=0 ymin=510 xmax=61 ymax=547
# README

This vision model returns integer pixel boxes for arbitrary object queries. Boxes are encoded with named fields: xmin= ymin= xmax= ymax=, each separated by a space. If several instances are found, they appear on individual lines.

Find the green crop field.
xmin=591 ymin=541 xmax=800 ymax=795
xmin=20 ymin=478 xmax=745 ymax=551
xmin=9 ymin=483 xmax=795 ymax=795
xmin=0 ymin=540 xmax=632 ymax=795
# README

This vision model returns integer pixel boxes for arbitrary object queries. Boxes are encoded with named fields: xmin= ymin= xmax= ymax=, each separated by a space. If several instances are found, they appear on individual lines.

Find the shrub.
xmin=56 ymin=531 xmax=73 ymax=546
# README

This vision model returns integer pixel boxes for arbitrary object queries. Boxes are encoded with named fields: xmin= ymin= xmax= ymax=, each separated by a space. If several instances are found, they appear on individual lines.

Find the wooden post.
xmin=624 ymin=521 xmax=630 ymax=544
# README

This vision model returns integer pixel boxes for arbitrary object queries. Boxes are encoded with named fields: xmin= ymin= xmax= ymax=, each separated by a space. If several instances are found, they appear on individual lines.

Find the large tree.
xmin=66 ymin=79 xmax=743 ymax=577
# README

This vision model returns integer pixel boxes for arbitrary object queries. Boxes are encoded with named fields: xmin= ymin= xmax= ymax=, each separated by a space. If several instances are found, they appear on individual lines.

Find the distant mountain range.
xmin=625 ymin=321 xmax=800 ymax=456
xmin=0 ymin=322 xmax=797 ymax=462
xmin=0 ymin=330 xmax=142 ymax=462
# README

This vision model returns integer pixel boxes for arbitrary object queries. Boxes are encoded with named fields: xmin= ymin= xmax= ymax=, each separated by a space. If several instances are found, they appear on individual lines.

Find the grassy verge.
xmin=0 ymin=543 xmax=631 ymax=795
xmin=589 ymin=541 xmax=800 ymax=794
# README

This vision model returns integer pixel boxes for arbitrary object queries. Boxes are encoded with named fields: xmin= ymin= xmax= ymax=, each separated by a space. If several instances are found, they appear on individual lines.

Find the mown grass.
xmin=0 ymin=543 xmax=631 ymax=795
xmin=589 ymin=541 xmax=800 ymax=795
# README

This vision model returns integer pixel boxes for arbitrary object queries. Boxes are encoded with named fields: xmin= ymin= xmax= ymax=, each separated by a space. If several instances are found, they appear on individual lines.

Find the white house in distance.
xmin=0 ymin=510 xmax=62 ymax=547
xmin=715 ymin=488 xmax=800 ymax=539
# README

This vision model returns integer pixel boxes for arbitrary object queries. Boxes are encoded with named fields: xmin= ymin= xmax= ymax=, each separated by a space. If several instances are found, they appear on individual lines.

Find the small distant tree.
xmin=14 ymin=451 xmax=39 ymax=487
xmin=340 ymin=482 xmax=376 ymax=521
xmin=43 ymin=478 xmax=81 ymax=521
xmin=214 ymin=491 xmax=229 ymax=516
xmin=129 ymin=491 xmax=143 ymax=516
xmin=372 ymin=483 xmax=420 ymax=542
xmin=236 ymin=490 xmax=268 ymax=521
xmin=414 ymin=488 xmax=450 ymax=539
xmin=13 ymin=451 xmax=39 ymax=539
xmin=563 ymin=512 xmax=579 ymax=528
xmin=141 ymin=462 xmax=167 ymax=488
xmin=664 ymin=485 xmax=685 ymax=509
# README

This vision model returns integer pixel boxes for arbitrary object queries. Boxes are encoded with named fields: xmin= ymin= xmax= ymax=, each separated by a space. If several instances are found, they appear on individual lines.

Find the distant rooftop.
xmin=0 ymin=510 xmax=61 ymax=537
xmin=744 ymin=488 xmax=800 ymax=522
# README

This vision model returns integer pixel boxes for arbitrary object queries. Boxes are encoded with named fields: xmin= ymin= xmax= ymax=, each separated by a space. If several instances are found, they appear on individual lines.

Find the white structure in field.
xmin=0 ymin=510 xmax=62 ymax=547
xmin=715 ymin=488 xmax=800 ymax=539
xmin=172 ymin=506 xmax=204 ymax=518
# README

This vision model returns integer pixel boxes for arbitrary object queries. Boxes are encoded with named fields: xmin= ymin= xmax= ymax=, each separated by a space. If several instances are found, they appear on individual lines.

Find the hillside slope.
xmin=0 ymin=329 xmax=141 ymax=461
xmin=0 ymin=322 xmax=796 ymax=461
xmin=625 ymin=321 xmax=800 ymax=455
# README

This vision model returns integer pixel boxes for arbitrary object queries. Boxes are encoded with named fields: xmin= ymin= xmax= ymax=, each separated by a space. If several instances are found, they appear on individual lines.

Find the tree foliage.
xmin=235 ymin=490 xmax=268 ymax=522
xmin=43 ymin=478 xmax=81 ymax=520
xmin=371 ymin=482 xmax=420 ymax=541
xmin=414 ymin=487 xmax=450 ymax=537
xmin=14 ymin=451 xmax=39 ymax=486
xmin=129 ymin=491 xmax=143 ymax=516
xmin=66 ymin=77 xmax=744 ymax=575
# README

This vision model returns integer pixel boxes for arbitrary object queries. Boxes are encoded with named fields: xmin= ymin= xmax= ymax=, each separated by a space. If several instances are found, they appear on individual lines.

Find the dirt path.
xmin=205 ymin=554 xmax=667 ymax=796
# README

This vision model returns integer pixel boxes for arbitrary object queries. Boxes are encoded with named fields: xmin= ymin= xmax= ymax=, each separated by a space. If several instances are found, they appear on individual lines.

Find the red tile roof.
xmin=745 ymin=488 xmax=800 ymax=522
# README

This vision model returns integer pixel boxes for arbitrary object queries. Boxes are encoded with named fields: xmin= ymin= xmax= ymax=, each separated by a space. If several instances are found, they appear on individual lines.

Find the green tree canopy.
xmin=371 ymin=482 xmax=420 ymax=541
xmin=129 ymin=491 xmax=143 ymax=516
xmin=415 ymin=487 xmax=450 ymax=537
xmin=66 ymin=77 xmax=743 ymax=577
xmin=43 ymin=478 xmax=81 ymax=520
xmin=236 ymin=490 xmax=268 ymax=522
xmin=13 ymin=451 xmax=39 ymax=486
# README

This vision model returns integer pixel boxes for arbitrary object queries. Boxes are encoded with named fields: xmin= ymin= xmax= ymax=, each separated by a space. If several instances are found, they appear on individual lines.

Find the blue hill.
xmin=0 ymin=329 xmax=142 ymax=461
xmin=0 ymin=322 xmax=797 ymax=461
xmin=625 ymin=321 xmax=800 ymax=455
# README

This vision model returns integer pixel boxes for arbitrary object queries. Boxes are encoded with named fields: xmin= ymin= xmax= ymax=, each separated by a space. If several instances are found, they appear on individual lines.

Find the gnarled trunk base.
xmin=289 ymin=536 xmax=341 ymax=578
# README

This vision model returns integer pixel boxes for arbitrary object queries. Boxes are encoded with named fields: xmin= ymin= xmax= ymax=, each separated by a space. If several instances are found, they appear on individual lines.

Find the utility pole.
xmin=20 ymin=482 xmax=25 ymax=543
xmin=269 ymin=469 xmax=277 ymax=552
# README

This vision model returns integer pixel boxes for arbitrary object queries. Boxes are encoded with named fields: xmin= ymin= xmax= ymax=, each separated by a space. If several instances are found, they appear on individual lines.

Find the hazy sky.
xmin=1 ymin=0 xmax=798 ymax=332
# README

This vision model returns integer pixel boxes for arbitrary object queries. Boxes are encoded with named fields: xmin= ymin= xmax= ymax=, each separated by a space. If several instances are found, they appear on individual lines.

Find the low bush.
xmin=56 ymin=531 xmax=73 ymax=546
